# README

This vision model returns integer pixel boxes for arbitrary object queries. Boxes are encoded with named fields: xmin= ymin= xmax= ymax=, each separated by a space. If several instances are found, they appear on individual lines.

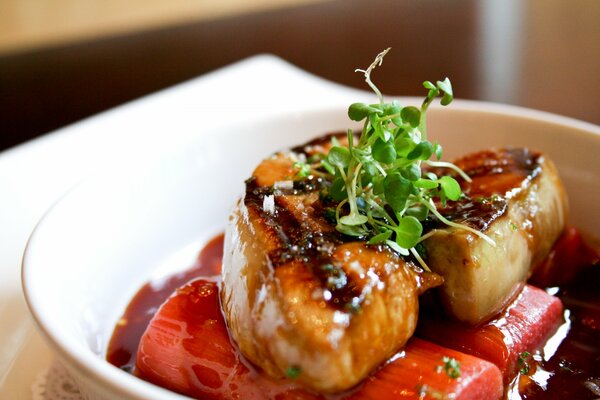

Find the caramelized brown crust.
xmin=222 ymin=144 xmax=432 ymax=393
xmin=424 ymin=148 xmax=568 ymax=324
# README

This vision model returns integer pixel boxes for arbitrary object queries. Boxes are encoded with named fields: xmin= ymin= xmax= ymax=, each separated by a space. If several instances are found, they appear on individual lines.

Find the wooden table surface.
xmin=1 ymin=0 xmax=599 ymax=151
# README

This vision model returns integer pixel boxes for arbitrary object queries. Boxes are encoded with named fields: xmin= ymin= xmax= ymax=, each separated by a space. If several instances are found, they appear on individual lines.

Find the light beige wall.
xmin=0 ymin=0 xmax=327 ymax=55
xmin=519 ymin=0 xmax=600 ymax=121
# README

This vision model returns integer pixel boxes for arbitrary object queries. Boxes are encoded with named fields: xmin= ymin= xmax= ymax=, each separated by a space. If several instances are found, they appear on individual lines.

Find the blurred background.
xmin=1 ymin=0 xmax=599 ymax=151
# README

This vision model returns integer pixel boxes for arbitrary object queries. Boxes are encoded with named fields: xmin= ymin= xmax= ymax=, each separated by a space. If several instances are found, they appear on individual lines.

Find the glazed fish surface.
xmin=222 ymin=136 xmax=442 ymax=393
xmin=423 ymin=148 xmax=568 ymax=324
xmin=221 ymin=137 xmax=567 ymax=392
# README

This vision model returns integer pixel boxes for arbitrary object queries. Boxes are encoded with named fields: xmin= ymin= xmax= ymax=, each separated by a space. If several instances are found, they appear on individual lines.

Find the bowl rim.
xmin=21 ymin=99 xmax=600 ymax=399
xmin=21 ymin=172 xmax=190 ymax=399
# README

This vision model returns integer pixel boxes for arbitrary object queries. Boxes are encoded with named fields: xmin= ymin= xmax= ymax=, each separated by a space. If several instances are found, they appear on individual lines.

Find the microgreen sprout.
xmin=296 ymin=49 xmax=495 ymax=268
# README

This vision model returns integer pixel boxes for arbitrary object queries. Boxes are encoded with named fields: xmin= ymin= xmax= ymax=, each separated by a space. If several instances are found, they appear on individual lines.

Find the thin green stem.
xmin=379 ymin=112 xmax=401 ymax=123
xmin=425 ymin=160 xmax=472 ymax=183
xmin=410 ymin=247 xmax=431 ymax=272
xmin=366 ymin=197 xmax=397 ymax=227
xmin=335 ymin=199 xmax=348 ymax=221
xmin=416 ymin=230 xmax=438 ymax=243
xmin=373 ymin=161 xmax=387 ymax=177
xmin=336 ymin=166 xmax=348 ymax=182
xmin=421 ymin=197 xmax=496 ymax=246
xmin=347 ymin=162 xmax=363 ymax=217
xmin=357 ymin=120 xmax=370 ymax=148
xmin=355 ymin=48 xmax=390 ymax=105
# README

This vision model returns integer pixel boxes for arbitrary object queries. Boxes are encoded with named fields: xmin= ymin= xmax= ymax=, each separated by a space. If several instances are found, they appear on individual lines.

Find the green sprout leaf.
xmin=368 ymin=229 xmax=393 ymax=244
xmin=402 ymin=163 xmax=421 ymax=181
xmin=405 ymin=204 xmax=429 ymax=221
xmin=437 ymin=78 xmax=453 ymax=106
xmin=423 ymin=81 xmax=436 ymax=90
xmin=394 ymin=136 xmax=416 ymax=157
xmin=340 ymin=214 xmax=368 ymax=226
xmin=328 ymin=176 xmax=348 ymax=201
xmin=382 ymin=102 xmax=402 ymax=125
xmin=434 ymin=141 xmax=443 ymax=160
xmin=414 ymin=178 xmax=439 ymax=190
xmin=394 ymin=216 xmax=423 ymax=249
xmin=384 ymin=173 xmax=412 ymax=212
xmin=348 ymin=103 xmax=382 ymax=121
xmin=400 ymin=106 xmax=421 ymax=128
xmin=336 ymin=223 xmax=368 ymax=237
xmin=440 ymin=176 xmax=461 ymax=201
xmin=372 ymin=175 xmax=385 ymax=195
xmin=407 ymin=141 xmax=434 ymax=161
xmin=327 ymin=146 xmax=350 ymax=168
xmin=372 ymin=138 xmax=397 ymax=164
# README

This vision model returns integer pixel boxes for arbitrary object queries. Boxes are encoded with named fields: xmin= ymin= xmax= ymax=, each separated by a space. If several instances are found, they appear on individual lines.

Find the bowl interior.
xmin=22 ymin=102 xmax=600 ymax=399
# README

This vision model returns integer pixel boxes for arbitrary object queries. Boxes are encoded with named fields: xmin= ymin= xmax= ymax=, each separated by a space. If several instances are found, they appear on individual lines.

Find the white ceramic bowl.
xmin=22 ymin=101 xmax=600 ymax=400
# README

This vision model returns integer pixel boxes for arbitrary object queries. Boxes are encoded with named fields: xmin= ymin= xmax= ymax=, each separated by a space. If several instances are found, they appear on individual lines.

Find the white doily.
xmin=32 ymin=361 xmax=84 ymax=400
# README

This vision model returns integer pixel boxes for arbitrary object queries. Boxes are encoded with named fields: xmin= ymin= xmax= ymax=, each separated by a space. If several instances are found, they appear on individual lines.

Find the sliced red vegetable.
xmin=137 ymin=279 xmax=503 ymax=400
xmin=347 ymin=338 xmax=503 ymax=400
xmin=136 ymin=279 xmax=319 ymax=400
xmin=530 ymin=226 xmax=600 ymax=287
xmin=417 ymin=284 xmax=564 ymax=380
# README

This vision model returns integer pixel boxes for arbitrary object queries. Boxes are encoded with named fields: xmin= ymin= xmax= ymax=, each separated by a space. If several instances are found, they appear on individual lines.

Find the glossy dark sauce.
xmin=106 ymin=234 xmax=224 ymax=372
xmin=516 ymin=267 xmax=600 ymax=399
xmin=108 ymin=230 xmax=600 ymax=399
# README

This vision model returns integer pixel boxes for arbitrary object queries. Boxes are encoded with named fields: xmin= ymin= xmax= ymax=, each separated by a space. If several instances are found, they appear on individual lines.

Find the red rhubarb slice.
xmin=347 ymin=338 xmax=503 ymax=400
xmin=135 ymin=279 xmax=318 ymax=400
xmin=137 ymin=279 xmax=503 ymax=400
xmin=417 ymin=284 xmax=564 ymax=380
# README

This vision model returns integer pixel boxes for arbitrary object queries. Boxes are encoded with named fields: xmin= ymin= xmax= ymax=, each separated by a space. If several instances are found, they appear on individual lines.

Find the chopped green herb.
xmin=293 ymin=161 xmax=311 ymax=179
xmin=286 ymin=366 xmax=302 ymax=380
xmin=518 ymin=351 xmax=531 ymax=375
xmin=510 ymin=222 xmax=518 ymax=231
xmin=442 ymin=356 xmax=461 ymax=379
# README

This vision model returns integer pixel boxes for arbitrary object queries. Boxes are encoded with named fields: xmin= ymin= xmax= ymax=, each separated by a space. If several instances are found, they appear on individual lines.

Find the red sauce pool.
xmin=107 ymin=232 xmax=600 ymax=399
xmin=516 ymin=265 xmax=600 ymax=399
xmin=106 ymin=234 xmax=224 ymax=372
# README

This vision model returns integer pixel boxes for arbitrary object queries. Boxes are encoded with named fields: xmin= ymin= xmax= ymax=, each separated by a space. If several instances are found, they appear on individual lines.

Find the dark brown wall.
xmin=1 ymin=0 xmax=598 ymax=151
